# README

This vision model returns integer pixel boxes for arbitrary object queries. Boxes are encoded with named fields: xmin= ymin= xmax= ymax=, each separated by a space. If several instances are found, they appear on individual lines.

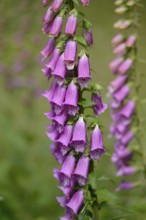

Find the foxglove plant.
xmin=41 ymin=0 xmax=107 ymax=219
xmin=109 ymin=0 xmax=146 ymax=191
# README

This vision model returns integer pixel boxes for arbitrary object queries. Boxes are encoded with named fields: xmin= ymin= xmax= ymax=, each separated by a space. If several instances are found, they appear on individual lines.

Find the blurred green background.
xmin=0 ymin=0 xmax=146 ymax=219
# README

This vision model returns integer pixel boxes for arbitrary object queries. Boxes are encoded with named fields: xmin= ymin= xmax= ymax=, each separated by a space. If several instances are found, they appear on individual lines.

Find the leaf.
xmin=86 ymin=83 xmax=103 ymax=93
xmin=97 ymin=175 xmax=115 ymax=185
xmin=75 ymin=36 xmax=87 ymax=47
xmin=78 ymin=99 xmax=94 ymax=108
xmin=110 ymin=214 xmax=134 ymax=220
xmin=83 ymin=19 xmax=92 ymax=29
xmin=78 ymin=11 xmax=85 ymax=17
xmin=89 ymin=173 xmax=97 ymax=190
xmin=98 ymin=188 xmax=118 ymax=201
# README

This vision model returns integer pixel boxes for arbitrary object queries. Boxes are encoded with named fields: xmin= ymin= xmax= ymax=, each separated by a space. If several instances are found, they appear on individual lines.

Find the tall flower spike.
xmin=109 ymin=0 xmax=142 ymax=190
xmin=41 ymin=0 xmax=107 ymax=218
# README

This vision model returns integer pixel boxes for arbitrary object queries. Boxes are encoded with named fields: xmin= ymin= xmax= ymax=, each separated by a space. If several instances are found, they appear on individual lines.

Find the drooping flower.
xmin=41 ymin=37 xmax=55 ymax=59
xmin=52 ymin=0 xmax=63 ymax=12
xmin=121 ymin=130 xmax=134 ymax=145
xmin=80 ymin=0 xmax=90 ymax=6
xmin=70 ymin=116 xmax=87 ymax=152
xmin=53 ymin=110 xmax=68 ymax=133
xmin=56 ymin=125 xmax=73 ymax=155
xmin=118 ymin=58 xmax=133 ymax=74
xmin=64 ymin=40 xmax=77 ymax=70
xmin=108 ymin=75 xmax=127 ymax=93
xmin=113 ymin=43 xmax=126 ymax=55
xmin=78 ymin=54 xmax=91 ymax=88
xmin=90 ymin=125 xmax=105 ymax=160
xmin=63 ymin=81 xmax=79 ymax=116
xmin=43 ymin=6 xmax=54 ymax=24
xmin=50 ymin=15 xmax=63 ymax=37
xmin=46 ymin=125 xmax=59 ymax=141
xmin=109 ymin=57 xmax=124 ymax=74
xmin=82 ymin=29 xmax=93 ymax=46
xmin=50 ymin=144 xmax=65 ymax=164
xmin=66 ymin=190 xmax=84 ymax=215
xmin=42 ymin=80 xmax=57 ymax=102
xmin=73 ymin=156 xmax=89 ymax=186
xmin=116 ymin=181 xmax=134 ymax=191
xmin=46 ymin=47 xmax=60 ymax=71
xmin=42 ymin=0 xmax=51 ymax=7
xmin=113 ymin=84 xmax=130 ymax=103
xmin=126 ymin=35 xmax=136 ymax=47
xmin=92 ymin=91 xmax=107 ymax=116
xmin=52 ymin=53 xmax=67 ymax=85
xmin=57 ymin=154 xmax=75 ymax=186
xmin=116 ymin=165 xmax=136 ymax=176
xmin=119 ymin=100 xmax=135 ymax=119
xmin=42 ymin=67 xmax=52 ymax=80
xmin=51 ymin=84 xmax=66 ymax=115
xmin=65 ymin=13 xmax=77 ymax=36
xmin=112 ymin=34 xmax=124 ymax=46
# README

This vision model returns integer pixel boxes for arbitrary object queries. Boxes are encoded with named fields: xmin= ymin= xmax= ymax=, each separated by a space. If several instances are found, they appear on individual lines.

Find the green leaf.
xmin=97 ymin=175 xmax=115 ymax=185
xmin=83 ymin=18 xmax=92 ymax=29
xmin=78 ymin=11 xmax=85 ymax=17
xmin=86 ymin=83 xmax=103 ymax=93
xmin=98 ymin=188 xmax=118 ymax=201
xmin=110 ymin=214 xmax=134 ymax=220
xmin=78 ymin=99 xmax=94 ymax=108
xmin=89 ymin=173 xmax=97 ymax=190
xmin=75 ymin=36 xmax=87 ymax=47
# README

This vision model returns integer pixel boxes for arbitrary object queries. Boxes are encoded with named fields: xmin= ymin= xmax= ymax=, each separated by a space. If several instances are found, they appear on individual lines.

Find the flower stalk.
xmin=109 ymin=0 xmax=145 ymax=190
xmin=41 ymin=0 xmax=107 ymax=219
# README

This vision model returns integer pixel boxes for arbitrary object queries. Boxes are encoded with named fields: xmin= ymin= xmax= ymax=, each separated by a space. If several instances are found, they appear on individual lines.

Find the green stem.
xmin=88 ymin=185 xmax=100 ymax=220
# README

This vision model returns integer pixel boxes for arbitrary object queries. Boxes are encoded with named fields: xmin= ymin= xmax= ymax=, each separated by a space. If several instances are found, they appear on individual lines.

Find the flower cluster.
xmin=41 ymin=0 xmax=107 ymax=219
xmin=109 ymin=0 xmax=138 ymax=191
